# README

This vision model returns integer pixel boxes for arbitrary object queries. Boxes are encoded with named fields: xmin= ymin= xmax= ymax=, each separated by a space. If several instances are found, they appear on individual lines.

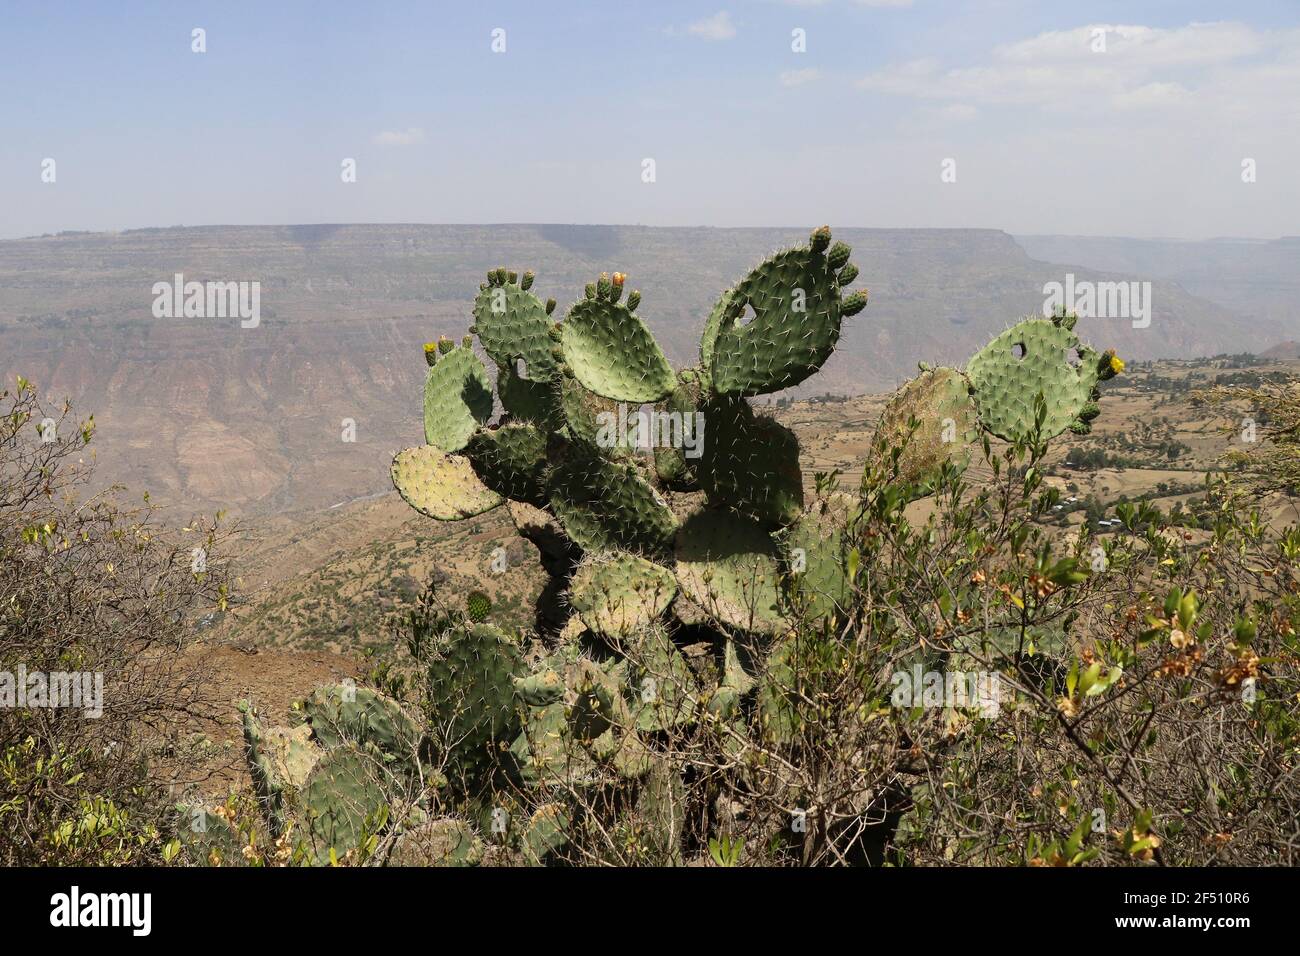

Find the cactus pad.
xmin=569 ymin=552 xmax=679 ymax=639
xmin=965 ymin=316 xmax=1102 ymax=442
xmin=707 ymin=227 xmax=866 ymax=396
xmin=497 ymin=360 xmax=559 ymax=426
xmin=427 ymin=623 xmax=524 ymax=784
xmin=464 ymin=423 xmax=550 ymax=506
xmin=302 ymin=685 xmax=424 ymax=764
xmin=561 ymin=294 xmax=675 ymax=403
xmin=391 ymin=446 xmax=503 ymax=520
xmin=423 ymin=343 xmax=493 ymax=453
xmin=390 ymin=818 xmax=484 ymax=866
xmin=472 ymin=271 xmax=560 ymax=381
xmin=698 ymin=395 xmax=803 ymax=526
xmin=674 ymin=510 xmax=789 ymax=635
xmin=872 ymin=366 xmax=978 ymax=493
xmin=549 ymin=449 xmax=677 ymax=557
xmin=780 ymin=509 xmax=853 ymax=621
xmin=301 ymin=745 xmax=388 ymax=863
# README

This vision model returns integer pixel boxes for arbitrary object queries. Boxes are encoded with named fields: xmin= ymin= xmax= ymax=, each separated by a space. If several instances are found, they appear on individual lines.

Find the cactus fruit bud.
xmin=438 ymin=336 xmax=455 ymax=354
xmin=810 ymin=225 xmax=832 ymax=252
xmin=546 ymin=298 xmax=557 ymax=315
xmin=507 ymin=270 xmax=518 ymax=285
xmin=585 ymin=283 xmax=597 ymax=300
xmin=1098 ymin=350 xmax=1124 ymax=380
xmin=597 ymin=273 xmax=612 ymax=300
xmin=521 ymin=270 xmax=535 ymax=291
xmin=626 ymin=289 xmax=642 ymax=312
xmin=479 ymin=281 xmax=489 ymax=292
xmin=1079 ymin=401 xmax=1101 ymax=422
xmin=548 ymin=325 xmax=562 ymax=342
xmin=494 ymin=267 xmax=508 ymax=285
xmin=466 ymin=590 xmax=492 ymax=622
xmin=837 ymin=262 xmax=859 ymax=286
xmin=423 ymin=342 xmax=439 ymax=366
xmin=462 ymin=334 xmax=473 ymax=349
xmin=551 ymin=346 xmax=564 ymax=363
xmin=827 ymin=241 xmax=851 ymax=271
xmin=612 ymin=272 xmax=625 ymax=288
xmin=841 ymin=289 xmax=868 ymax=316
xmin=1052 ymin=309 xmax=1078 ymax=331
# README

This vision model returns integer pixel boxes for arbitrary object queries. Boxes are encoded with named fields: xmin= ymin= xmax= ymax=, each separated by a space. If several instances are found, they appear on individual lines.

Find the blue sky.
xmin=2 ymin=0 xmax=1298 ymax=239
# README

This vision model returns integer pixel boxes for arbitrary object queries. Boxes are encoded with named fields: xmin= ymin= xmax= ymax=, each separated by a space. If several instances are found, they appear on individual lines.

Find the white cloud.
xmin=1112 ymin=82 xmax=1190 ymax=110
xmin=936 ymin=103 xmax=978 ymax=121
xmin=997 ymin=22 xmax=1262 ymax=66
xmin=779 ymin=68 xmax=822 ymax=87
xmin=373 ymin=127 xmax=425 ymax=147
xmin=688 ymin=11 xmax=736 ymax=41
xmin=857 ymin=21 xmax=1298 ymax=113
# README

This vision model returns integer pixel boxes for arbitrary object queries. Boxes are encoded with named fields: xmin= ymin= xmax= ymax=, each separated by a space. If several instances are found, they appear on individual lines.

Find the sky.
xmin=2 ymin=0 xmax=1298 ymax=240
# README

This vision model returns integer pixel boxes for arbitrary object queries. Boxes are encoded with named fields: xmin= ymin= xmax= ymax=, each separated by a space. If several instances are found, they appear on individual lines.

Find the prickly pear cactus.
xmin=246 ymin=225 xmax=1119 ymax=866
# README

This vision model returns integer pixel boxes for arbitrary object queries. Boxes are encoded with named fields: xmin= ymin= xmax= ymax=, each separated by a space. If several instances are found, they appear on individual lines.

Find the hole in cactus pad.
xmin=515 ymin=358 xmax=529 ymax=379
xmin=1012 ymin=342 xmax=1026 ymax=360
xmin=736 ymin=301 xmax=758 ymax=328
xmin=1065 ymin=348 xmax=1082 ymax=368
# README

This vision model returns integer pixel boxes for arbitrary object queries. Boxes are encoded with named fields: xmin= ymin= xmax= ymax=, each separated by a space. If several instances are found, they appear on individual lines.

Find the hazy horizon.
xmin=11 ymin=220 xmax=1299 ymax=245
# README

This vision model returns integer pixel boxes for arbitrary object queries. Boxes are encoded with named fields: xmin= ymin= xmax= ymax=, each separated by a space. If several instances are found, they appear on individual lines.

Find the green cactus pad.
xmin=301 ymin=745 xmax=388 ymax=863
xmin=464 ymin=423 xmax=550 ymax=506
xmin=513 ymin=668 xmax=565 ymax=707
xmin=652 ymin=368 xmax=706 ymax=490
xmin=631 ymin=759 xmax=686 ymax=864
xmin=569 ymin=552 xmax=679 ymax=640
xmin=302 ymin=684 xmax=424 ymax=773
xmin=674 ymin=510 xmax=789 ymax=636
xmin=561 ymin=295 xmax=675 ymax=403
xmin=242 ymin=705 xmax=289 ymax=835
xmin=965 ymin=316 xmax=1102 ymax=442
xmin=697 ymin=395 xmax=804 ymax=526
xmin=756 ymin=636 xmax=800 ymax=744
xmin=422 ymin=343 xmax=493 ymax=453
xmin=391 ymin=446 xmax=503 ymax=520
xmin=497 ymin=360 xmax=559 ymax=426
xmin=707 ymin=228 xmax=865 ymax=396
xmin=557 ymin=371 xmax=633 ymax=454
xmin=627 ymin=624 xmax=697 ymax=732
xmin=427 ymin=623 xmax=524 ymax=785
xmin=472 ymin=273 xmax=560 ymax=381
xmin=521 ymin=803 xmax=570 ymax=865
xmin=779 ymin=509 xmax=853 ymax=621
xmin=511 ymin=700 xmax=593 ymax=786
xmin=259 ymin=722 xmax=324 ymax=790
xmin=872 ymin=366 xmax=978 ymax=494
xmin=390 ymin=818 xmax=484 ymax=867
xmin=549 ymin=448 xmax=678 ymax=558
xmin=699 ymin=288 xmax=741 ymax=386
xmin=176 ymin=805 xmax=247 ymax=867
